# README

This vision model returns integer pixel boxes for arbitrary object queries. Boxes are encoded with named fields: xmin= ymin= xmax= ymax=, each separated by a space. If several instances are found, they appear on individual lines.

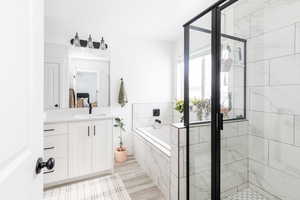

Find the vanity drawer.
xmin=44 ymin=157 xmax=68 ymax=184
xmin=44 ymin=123 xmax=68 ymax=135
xmin=44 ymin=134 xmax=68 ymax=158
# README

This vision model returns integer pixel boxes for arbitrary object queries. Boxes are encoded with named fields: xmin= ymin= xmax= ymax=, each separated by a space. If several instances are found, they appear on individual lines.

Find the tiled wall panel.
xmin=241 ymin=0 xmax=300 ymax=198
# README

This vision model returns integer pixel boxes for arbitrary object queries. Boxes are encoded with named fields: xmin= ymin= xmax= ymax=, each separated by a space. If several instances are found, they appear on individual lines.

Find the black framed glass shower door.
xmin=183 ymin=6 xmax=222 ymax=200
xmin=183 ymin=0 xmax=247 ymax=200
xmin=182 ymin=0 xmax=244 ymax=199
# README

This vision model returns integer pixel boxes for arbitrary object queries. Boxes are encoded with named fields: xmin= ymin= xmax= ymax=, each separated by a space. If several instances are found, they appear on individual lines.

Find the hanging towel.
xmin=118 ymin=78 xmax=128 ymax=107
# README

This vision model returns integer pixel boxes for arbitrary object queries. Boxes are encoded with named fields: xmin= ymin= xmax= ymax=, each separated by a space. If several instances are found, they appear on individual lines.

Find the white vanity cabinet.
xmin=44 ymin=118 xmax=113 ymax=186
xmin=91 ymin=120 xmax=113 ymax=173
xmin=69 ymin=120 xmax=113 ymax=177
xmin=68 ymin=121 xmax=93 ymax=177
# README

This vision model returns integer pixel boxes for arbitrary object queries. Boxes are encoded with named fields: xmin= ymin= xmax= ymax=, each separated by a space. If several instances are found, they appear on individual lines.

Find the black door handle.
xmin=218 ymin=112 xmax=224 ymax=131
xmin=35 ymin=157 xmax=55 ymax=174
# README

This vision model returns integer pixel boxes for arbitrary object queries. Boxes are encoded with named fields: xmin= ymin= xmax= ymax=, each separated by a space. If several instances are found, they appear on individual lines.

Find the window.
xmin=176 ymin=54 xmax=212 ymax=100
xmin=176 ymin=52 xmax=242 ymax=121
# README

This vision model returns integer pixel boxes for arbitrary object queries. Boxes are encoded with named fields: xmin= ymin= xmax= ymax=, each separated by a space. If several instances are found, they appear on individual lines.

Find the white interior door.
xmin=44 ymin=63 xmax=60 ymax=110
xmin=0 ymin=0 xmax=44 ymax=199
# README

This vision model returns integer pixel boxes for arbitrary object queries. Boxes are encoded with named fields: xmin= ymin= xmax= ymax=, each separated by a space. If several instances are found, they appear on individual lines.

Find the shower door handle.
xmin=217 ymin=112 xmax=224 ymax=132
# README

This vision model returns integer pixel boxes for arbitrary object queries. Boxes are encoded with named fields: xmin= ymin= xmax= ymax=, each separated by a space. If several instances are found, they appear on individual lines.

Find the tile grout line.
xmin=267 ymin=59 xmax=271 ymax=87
xmin=293 ymin=115 xmax=296 ymax=146
xmin=294 ymin=22 xmax=297 ymax=55
xmin=249 ymin=133 xmax=296 ymax=147
xmin=249 ymin=22 xmax=296 ymax=40
xmin=249 ymin=158 xmax=300 ymax=180
xmin=267 ymin=139 xmax=270 ymax=167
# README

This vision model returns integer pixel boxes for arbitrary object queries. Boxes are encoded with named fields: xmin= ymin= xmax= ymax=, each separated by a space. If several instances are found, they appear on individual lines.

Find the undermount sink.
xmin=74 ymin=113 xmax=107 ymax=119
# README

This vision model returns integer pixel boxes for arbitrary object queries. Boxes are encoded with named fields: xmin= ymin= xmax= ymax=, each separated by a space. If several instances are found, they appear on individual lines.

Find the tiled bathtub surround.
xmin=133 ymin=132 xmax=170 ymax=199
xmin=230 ymin=0 xmax=300 ymax=199
xmin=132 ymin=102 xmax=174 ymax=199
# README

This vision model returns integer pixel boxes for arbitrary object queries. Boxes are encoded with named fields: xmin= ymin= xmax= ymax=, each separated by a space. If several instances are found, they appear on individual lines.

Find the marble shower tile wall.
xmin=248 ymin=25 xmax=295 ymax=62
xmin=171 ymin=121 xmax=249 ymax=200
xmin=234 ymin=0 xmax=300 ymax=199
xmin=132 ymin=102 xmax=174 ymax=129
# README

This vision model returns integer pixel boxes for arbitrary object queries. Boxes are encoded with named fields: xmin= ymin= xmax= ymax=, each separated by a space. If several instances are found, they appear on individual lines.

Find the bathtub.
xmin=136 ymin=125 xmax=172 ymax=157
xmin=134 ymin=125 xmax=172 ymax=199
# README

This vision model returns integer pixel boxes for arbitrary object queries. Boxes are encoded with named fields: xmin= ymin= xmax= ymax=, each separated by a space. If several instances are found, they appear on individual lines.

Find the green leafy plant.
xmin=175 ymin=100 xmax=184 ymax=122
xmin=114 ymin=118 xmax=126 ymax=150
xmin=175 ymin=100 xmax=184 ymax=113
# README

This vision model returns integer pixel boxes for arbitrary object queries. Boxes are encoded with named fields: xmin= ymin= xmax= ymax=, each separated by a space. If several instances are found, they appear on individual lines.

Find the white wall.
xmin=109 ymin=38 xmax=174 ymax=154
xmin=45 ymin=37 xmax=174 ymax=154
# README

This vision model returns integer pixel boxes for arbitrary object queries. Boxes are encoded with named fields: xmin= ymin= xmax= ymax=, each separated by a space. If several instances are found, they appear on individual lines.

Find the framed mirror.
xmin=69 ymin=57 xmax=110 ymax=109
xmin=44 ymin=45 xmax=110 ymax=111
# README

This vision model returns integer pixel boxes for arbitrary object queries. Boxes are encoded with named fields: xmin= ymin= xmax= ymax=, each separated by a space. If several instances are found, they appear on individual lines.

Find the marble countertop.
xmin=44 ymin=113 xmax=115 ymax=124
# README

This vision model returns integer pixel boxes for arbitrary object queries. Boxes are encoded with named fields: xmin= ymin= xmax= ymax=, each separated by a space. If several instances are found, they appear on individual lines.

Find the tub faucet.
xmin=89 ymin=103 xmax=93 ymax=114
xmin=155 ymin=119 xmax=162 ymax=124
xmin=153 ymin=119 xmax=162 ymax=129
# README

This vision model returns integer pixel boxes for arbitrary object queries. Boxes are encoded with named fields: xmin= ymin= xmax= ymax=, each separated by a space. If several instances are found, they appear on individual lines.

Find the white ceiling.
xmin=45 ymin=0 xmax=217 ymax=43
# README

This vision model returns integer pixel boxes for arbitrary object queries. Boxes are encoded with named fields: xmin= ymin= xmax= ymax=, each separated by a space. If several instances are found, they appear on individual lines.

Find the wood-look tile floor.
xmin=115 ymin=156 xmax=166 ymax=200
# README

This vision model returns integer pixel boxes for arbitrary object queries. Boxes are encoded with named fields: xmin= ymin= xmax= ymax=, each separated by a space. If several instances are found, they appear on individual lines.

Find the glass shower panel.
xmin=189 ymin=13 xmax=212 ymax=123
xmin=188 ymin=11 xmax=213 ymax=200
xmin=220 ymin=37 xmax=245 ymax=120
xmin=220 ymin=1 xmax=248 ymax=199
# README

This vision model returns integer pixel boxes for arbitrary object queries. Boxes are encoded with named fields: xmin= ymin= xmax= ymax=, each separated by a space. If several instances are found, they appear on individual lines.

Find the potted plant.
xmin=191 ymin=98 xmax=211 ymax=121
xmin=114 ymin=117 xmax=128 ymax=163
xmin=175 ymin=100 xmax=184 ymax=122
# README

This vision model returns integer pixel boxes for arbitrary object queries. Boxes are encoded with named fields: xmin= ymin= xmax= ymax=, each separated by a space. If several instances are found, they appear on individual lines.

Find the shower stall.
xmin=178 ymin=0 xmax=300 ymax=199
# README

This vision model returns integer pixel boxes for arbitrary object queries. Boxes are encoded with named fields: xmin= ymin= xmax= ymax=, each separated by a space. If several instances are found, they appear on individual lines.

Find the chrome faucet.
xmin=89 ymin=103 xmax=93 ymax=114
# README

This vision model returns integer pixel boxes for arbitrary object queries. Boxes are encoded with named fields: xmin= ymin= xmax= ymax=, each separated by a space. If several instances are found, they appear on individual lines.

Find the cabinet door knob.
xmin=88 ymin=126 xmax=90 ymax=136
xmin=94 ymin=125 xmax=96 ymax=136
xmin=35 ymin=157 xmax=55 ymax=174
